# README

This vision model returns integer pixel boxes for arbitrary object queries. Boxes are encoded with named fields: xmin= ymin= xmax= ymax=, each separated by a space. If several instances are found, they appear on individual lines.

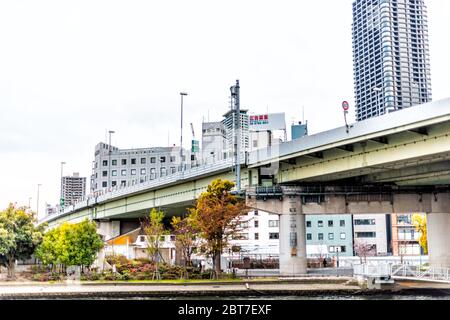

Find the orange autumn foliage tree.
xmin=189 ymin=179 xmax=248 ymax=278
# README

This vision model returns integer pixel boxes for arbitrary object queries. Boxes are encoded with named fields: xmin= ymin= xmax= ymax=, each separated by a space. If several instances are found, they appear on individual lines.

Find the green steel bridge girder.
xmin=47 ymin=169 xmax=258 ymax=228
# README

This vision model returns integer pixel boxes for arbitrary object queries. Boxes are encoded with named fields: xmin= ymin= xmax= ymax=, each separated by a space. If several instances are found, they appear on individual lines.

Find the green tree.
xmin=142 ymin=208 xmax=167 ymax=264
xmin=36 ymin=219 xmax=103 ymax=271
xmin=412 ymin=213 xmax=428 ymax=255
xmin=171 ymin=214 xmax=199 ymax=267
xmin=189 ymin=179 xmax=248 ymax=278
xmin=0 ymin=204 xmax=46 ymax=278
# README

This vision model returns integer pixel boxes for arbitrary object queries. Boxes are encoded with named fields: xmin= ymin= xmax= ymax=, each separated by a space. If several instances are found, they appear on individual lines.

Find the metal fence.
xmin=354 ymin=263 xmax=450 ymax=283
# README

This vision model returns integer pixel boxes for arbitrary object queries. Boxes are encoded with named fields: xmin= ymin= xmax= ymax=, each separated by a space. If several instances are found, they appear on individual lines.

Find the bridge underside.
xmin=247 ymin=188 xmax=450 ymax=274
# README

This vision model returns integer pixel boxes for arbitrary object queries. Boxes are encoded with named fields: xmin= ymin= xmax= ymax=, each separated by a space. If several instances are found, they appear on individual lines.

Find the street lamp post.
xmin=36 ymin=184 xmax=42 ymax=217
xmin=108 ymin=130 xmax=115 ymax=189
xmin=60 ymin=161 xmax=66 ymax=208
xmin=373 ymin=87 xmax=382 ymax=114
xmin=180 ymin=92 xmax=188 ymax=172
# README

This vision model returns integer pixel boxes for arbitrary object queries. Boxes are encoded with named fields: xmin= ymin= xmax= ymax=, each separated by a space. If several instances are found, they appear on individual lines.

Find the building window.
xmin=151 ymin=157 xmax=156 ymax=163
xmin=112 ymin=170 xmax=117 ymax=176
xmin=131 ymin=158 xmax=136 ymax=165
xmin=120 ymin=180 xmax=126 ymax=187
xmin=318 ymin=233 xmax=324 ymax=241
xmin=102 ymin=160 xmax=108 ymax=166
xmin=102 ymin=171 xmax=107 ymax=177
xmin=131 ymin=169 xmax=136 ymax=175
xmin=160 ymin=167 xmax=166 ymax=176
xmin=328 ymin=233 xmax=334 ymax=240
xmin=253 ymin=140 xmax=258 ymax=148
xmin=306 ymin=221 xmax=311 ymax=228
xmin=140 ymin=168 xmax=146 ymax=175
xmin=328 ymin=220 xmax=334 ymax=227
xmin=170 ymin=156 xmax=176 ymax=163
xmin=307 ymin=233 xmax=312 ymax=240
xmin=121 ymin=169 xmax=127 ymax=176
xmin=340 ymin=232 xmax=346 ymax=240
xmin=340 ymin=220 xmax=345 ymax=227
xmin=254 ymin=220 xmax=259 ymax=228
xmin=341 ymin=246 xmax=346 ymax=253
xmin=141 ymin=158 xmax=146 ymax=164
xmin=354 ymin=219 xmax=376 ymax=225
xmin=160 ymin=156 xmax=166 ymax=163
xmin=121 ymin=159 xmax=127 ymax=165
xmin=318 ymin=220 xmax=323 ymax=227
xmin=150 ymin=168 xmax=156 ymax=178
xmin=112 ymin=159 xmax=117 ymax=166
xmin=254 ymin=210 xmax=259 ymax=216
xmin=355 ymin=232 xmax=376 ymax=238
xmin=170 ymin=167 xmax=176 ymax=174
xmin=102 ymin=181 xmax=107 ymax=188
xmin=240 ymin=221 xmax=249 ymax=229
xmin=111 ymin=181 xmax=117 ymax=187
xmin=269 ymin=220 xmax=279 ymax=228
xmin=254 ymin=233 xmax=259 ymax=240
xmin=269 ymin=233 xmax=279 ymax=240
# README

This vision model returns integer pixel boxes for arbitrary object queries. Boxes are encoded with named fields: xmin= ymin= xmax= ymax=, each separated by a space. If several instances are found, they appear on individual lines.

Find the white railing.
xmin=354 ymin=263 xmax=450 ymax=283
xmin=353 ymin=263 xmax=391 ymax=277
xmin=40 ymin=157 xmax=244 ymax=224
xmin=390 ymin=264 xmax=450 ymax=282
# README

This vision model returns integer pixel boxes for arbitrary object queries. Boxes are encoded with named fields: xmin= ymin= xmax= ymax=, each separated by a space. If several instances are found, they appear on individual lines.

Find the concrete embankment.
xmin=0 ymin=278 xmax=448 ymax=299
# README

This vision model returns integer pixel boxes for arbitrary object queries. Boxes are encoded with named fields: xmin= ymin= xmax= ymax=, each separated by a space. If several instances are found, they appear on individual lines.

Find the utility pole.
xmin=180 ymin=92 xmax=188 ymax=172
xmin=230 ymin=80 xmax=241 ymax=192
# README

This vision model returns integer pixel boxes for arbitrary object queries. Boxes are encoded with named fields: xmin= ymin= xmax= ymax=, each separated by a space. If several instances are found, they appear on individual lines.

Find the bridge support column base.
xmin=279 ymin=198 xmax=307 ymax=276
xmin=427 ymin=212 xmax=450 ymax=268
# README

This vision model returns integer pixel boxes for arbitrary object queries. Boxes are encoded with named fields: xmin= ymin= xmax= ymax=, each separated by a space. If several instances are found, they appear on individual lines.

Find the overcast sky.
xmin=1 ymin=0 xmax=449 ymax=218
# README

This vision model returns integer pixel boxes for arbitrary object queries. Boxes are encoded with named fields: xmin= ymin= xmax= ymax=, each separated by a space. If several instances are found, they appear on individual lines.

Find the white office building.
xmin=353 ymin=214 xmax=390 ymax=255
xmin=201 ymin=122 xmax=227 ymax=164
xmin=90 ymin=142 xmax=197 ymax=192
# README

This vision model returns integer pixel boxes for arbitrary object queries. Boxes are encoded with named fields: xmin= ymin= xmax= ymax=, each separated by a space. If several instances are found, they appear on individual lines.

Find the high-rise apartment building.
xmin=61 ymin=172 xmax=86 ymax=206
xmin=352 ymin=0 xmax=432 ymax=121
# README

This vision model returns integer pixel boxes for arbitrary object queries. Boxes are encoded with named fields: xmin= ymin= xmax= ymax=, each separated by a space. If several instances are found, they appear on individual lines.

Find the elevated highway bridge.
xmin=40 ymin=98 xmax=450 ymax=275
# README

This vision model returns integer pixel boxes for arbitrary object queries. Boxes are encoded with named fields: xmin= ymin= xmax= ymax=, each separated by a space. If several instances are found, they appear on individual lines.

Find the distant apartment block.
xmin=61 ymin=172 xmax=86 ymax=206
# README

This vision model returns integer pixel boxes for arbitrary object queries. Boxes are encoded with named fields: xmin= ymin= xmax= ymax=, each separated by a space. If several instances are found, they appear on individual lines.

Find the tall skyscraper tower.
xmin=352 ymin=0 xmax=432 ymax=121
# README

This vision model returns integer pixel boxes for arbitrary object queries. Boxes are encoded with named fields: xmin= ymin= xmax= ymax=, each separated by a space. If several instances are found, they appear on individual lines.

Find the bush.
xmin=106 ymin=254 xmax=130 ymax=266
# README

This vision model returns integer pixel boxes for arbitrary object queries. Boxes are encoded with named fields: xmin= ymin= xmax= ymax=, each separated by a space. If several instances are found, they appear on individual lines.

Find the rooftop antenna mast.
xmin=230 ymin=79 xmax=241 ymax=192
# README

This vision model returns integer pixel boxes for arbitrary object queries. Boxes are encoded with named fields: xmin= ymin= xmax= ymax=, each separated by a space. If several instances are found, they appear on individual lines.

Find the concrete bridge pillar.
xmin=428 ymin=193 xmax=450 ymax=268
xmin=279 ymin=196 xmax=307 ymax=276
xmin=96 ymin=220 xmax=120 ymax=241
xmin=427 ymin=212 xmax=450 ymax=268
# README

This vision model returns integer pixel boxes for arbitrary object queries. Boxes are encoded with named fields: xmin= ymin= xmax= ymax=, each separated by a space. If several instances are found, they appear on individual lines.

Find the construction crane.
xmin=190 ymin=123 xmax=195 ymax=139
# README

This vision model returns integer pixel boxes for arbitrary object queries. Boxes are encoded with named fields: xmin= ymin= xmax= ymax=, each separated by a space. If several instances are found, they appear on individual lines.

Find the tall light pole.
xmin=60 ymin=161 xmax=66 ymax=208
xmin=108 ymin=130 xmax=115 ymax=189
xmin=36 ymin=184 xmax=42 ymax=217
xmin=180 ymin=92 xmax=188 ymax=172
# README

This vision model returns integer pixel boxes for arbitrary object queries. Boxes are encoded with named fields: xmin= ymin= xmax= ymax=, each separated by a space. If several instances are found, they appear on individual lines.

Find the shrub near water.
xmin=102 ymin=255 xmax=212 ymax=280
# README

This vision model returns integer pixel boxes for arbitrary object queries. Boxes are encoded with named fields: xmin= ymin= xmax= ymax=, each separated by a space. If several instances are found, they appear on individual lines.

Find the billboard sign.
xmin=249 ymin=112 xmax=286 ymax=131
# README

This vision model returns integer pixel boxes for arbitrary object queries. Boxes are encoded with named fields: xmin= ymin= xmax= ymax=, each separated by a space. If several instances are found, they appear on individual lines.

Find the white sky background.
xmin=0 ymin=0 xmax=449 ymax=218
